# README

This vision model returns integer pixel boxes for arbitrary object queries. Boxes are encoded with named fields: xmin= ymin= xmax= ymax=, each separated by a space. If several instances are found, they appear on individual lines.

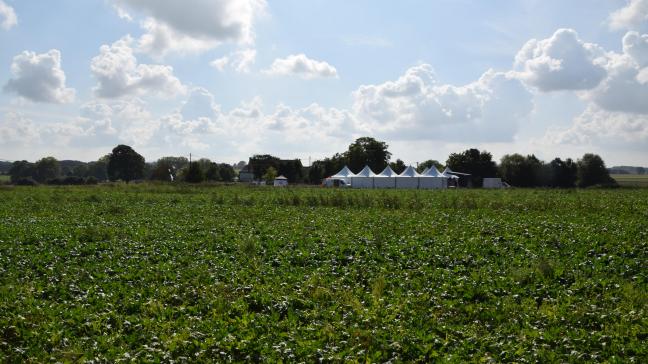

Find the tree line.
xmin=307 ymin=137 xmax=616 ymax=188
xmin=6 ymin=145 xmax=237 ymax=185
xmin=5 ymin=139 xmax=617 ymax=188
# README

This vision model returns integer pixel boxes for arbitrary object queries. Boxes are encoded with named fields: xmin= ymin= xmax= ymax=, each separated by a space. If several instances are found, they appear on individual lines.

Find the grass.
xmin=0 ymin=175 xmax=9 ymax=183
xmin=612 ymin=174 xmax=648 ymax=187
xmin=0 ymin=185 xmax=646 ymax=362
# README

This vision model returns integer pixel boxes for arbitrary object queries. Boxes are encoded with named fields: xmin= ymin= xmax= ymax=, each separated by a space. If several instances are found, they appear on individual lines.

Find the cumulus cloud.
xmin=543 ymin=106 xmax=648 ymax=148
xmin=91 ymin=36 xmax=186 ymax=98
xmin=352 ymin=64 xmax=533 ymax=142
xmin=0 ymin=112 xmax=40 ymax=145
xmin=585 ymin=31 xmax=648 ymax=113
xmin=513 ymin=29 xmax=607 ymax=92
xmin=608 ymin=0 xmax=648 ymax=31
xmin=0 ymin=0 xmax=17 ymax=30
xmin=264 ymin=54 xmax=339 ymax=79
xmin=114 ymin=0 xmax=266 ymax=56
xmin=4 ymin=50 xmax=75 ymax=103
xmin=210 ymin=48 xmax=256 ymax=73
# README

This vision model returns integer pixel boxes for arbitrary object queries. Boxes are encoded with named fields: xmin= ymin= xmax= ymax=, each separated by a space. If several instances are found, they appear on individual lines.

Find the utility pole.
xmin=189 ymin=153 xmax=192 ymax=164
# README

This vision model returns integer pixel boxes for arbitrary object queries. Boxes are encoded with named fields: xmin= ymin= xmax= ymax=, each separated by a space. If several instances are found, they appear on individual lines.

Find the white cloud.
xmin=352 ymin=64 xmax=533 ymax=142
xmin=264 ymin=54 xmax=338 ymax=79
xmin=543 ymin=106 xmax=648 ymax=148
xmin=91 ymin=36 xmax=186 ymax=98
xmin=608 ymin=0 xmax=648 ymax=31
xmin=137 ymin=18 xmax=218 ymax=58
xmin=4 ymin=50 xmax=75 ymax=103
xmin=210 ymin=48 xmax=256 ymax=73
xmin=0 ymin=0 xmax=17 ymax=30
xmin=585 ymin=31 xmax=648 ymax=113
xmin=513 ymin=29 xmax=607 ymax=92
xmin=114 ymin=0 xmax=266 ymax=56
xmin=0 ymin=112 xmax=40 ymax=145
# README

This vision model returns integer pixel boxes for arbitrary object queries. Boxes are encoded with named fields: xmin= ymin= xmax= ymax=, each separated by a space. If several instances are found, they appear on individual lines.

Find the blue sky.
xmin=1 ymin=0 xmax=647 ymax=166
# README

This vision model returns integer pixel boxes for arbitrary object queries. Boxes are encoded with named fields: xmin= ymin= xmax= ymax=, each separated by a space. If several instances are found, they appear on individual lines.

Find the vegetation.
xmin=107 ymin=145 xmax=146 ymax=183
xmin=0 ymin=185 xmax=645 ymax=362
xmin=612 ymin=174 xmax=648 ymax=187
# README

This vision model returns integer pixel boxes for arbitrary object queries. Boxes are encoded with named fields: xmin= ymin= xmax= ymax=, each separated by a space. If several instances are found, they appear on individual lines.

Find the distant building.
xmin=273 ymin=175 xmax=288 ymax=187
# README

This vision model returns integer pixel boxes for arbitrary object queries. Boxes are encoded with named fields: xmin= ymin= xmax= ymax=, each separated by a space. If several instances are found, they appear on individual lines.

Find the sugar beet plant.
xmin=0 ymin=185 xmax=646 ymax=362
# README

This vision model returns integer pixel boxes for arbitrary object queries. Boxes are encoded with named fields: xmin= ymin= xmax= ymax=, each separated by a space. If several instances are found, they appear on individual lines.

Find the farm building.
xmin=325 ymin=165 xmax=450 ymax=189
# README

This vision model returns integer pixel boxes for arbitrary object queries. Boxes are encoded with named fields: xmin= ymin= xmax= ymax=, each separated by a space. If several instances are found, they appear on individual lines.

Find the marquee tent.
xmin=351 ymin=166 xmax=376 ymax=189
xmin=419 ymin=167 xmax=447 ymax=189
xmin=328 ymin=166 xmax=356 ymax=185
xmin=374 ymin=165 xmax=398 ymax=188
xmin=396 ymin=166 xmax=421 ymax=189
xmin=441 ymin=167 xmax=460 ymax=179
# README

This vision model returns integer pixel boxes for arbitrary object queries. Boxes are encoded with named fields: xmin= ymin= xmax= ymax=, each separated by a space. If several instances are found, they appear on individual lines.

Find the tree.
xmin=87 ymin=156 xmax=109 ymax=181
xmin=9 ymin=161 xmax=35 ymax=183
xmin=389 ymin=159 xmax=406 ymax=174
xmin=548 ymin=158 xmax=577 ymax=188
xmin=263 ymin=166 xmax=278 ymax=184
xmin=218 ymin=163 xmax=235 ymax=182
xmin=577 ymin=153 xmax=616 ymax=187
xmin=446 ymin=148 xmax=497 ymax=187
xmin=308 ymin=162 xmax=324 ymax=184
xmin=344 ymin=137 xmax=391 ymax=173
xmin=205 ymin=163 xmax=221 ymax=181
xmin=184 ymin=162 xmax=205 ymax=183
xmin=107 ymin=145 xmax=145 ymax=183
xmin=34 ymin=157 xmax=61 ymax=183
xmin=417 ymin=160 xmax=444 ymax=173
xmin=499 ymin=154 xmax=543 ymax=187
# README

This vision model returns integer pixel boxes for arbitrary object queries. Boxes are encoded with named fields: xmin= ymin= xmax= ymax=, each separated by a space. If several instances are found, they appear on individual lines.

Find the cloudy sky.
xmin=1 ymin=0 xmax=647 ymax=166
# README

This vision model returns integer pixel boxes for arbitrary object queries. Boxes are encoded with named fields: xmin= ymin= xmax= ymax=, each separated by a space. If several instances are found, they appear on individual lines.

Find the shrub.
xmin=15 ymin=177 xmax=37 ymax=186
xmin=85 ymin=176 xmax=99 ymax=185
xmin=63 ymin=176 xmax=86 ymax=185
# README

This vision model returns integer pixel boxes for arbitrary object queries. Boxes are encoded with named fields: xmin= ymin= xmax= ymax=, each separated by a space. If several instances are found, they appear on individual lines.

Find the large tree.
xmin=344 ymin=137 xmax=391 ymax=173
xmin=548 ymin=158 xmax=578 ymax=188
xmin=389 ymin=159 xmax=406 ymax=174
xmin=446 ymin=148 xmax=497 ymax=187
xmin=184 ymin=162 xmax=205 ymax=183
xmin=577 ymin=154 xmax=616 ymax=187
xmin=107 ymin=145 xmax=145 ymax=183
xmin=499 ymin=154 xmax=543 ymax=187
xmin=34 ymin=157 xmax=61 ymax=183
xmin=9 ymin=161 xmax=35 ymax=183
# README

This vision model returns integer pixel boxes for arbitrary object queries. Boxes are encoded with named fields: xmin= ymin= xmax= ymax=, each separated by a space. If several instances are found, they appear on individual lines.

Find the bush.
xmin=15 ymin=177 xmax=37 ymax=186
xmin=46 ymin=178 xmax=64 ymax=185
xmin=85 ymin=176 xmax=99 ymax=185
xmin=63 ymin=176 xmax=86 ymax=185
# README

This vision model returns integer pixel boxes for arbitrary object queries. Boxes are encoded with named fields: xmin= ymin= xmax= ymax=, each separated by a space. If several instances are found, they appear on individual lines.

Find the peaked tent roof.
xmin=355 ymin=165 xmax=376 ymax=177
xmin=398 ymin=166 xmax=421 ymax=177
xmin=331 ymin=166 xmax=356 ymax=178
xmin=377 ymin=165 xmax=398 ymax=177
xmin=421 ymin=167 xmax=430 ymax=175
xmin=275 ymin=175 xmax=288 ymax=180
xmin=421 ymin=167 xmax=443 ymax=177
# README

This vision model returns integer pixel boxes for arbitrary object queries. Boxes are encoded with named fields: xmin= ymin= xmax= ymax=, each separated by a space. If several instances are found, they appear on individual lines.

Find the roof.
xmin=376 ymin=165 xmax=398 ymax=177
xmin=275 ymin=175 xmax=288 ymax=180
xmin=331 ymin=166 xmax=356 ymax=178
xmin=421 ymin=166 xmax=443 ymax=177
xmin=398 ymin=166 xmax=420 ymax=177
xmin=355 ymin=165 xmax=376 ymax=177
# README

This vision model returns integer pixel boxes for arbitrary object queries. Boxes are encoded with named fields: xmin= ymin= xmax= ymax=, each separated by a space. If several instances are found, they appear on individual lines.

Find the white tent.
xmin=374 ymin=165 xmax=397 ymax=188
xmin=396 ymin=166 xmax=420 ymax=189
xmin=273 ymin=175 xmax=288 ymax=187
xmin=351 ymin=166 xmax=376 ymax=189
xmin=418 ymin=166 xmax=447 ymax=189
xmin=327 ymin=166 xmax=356 ymax=185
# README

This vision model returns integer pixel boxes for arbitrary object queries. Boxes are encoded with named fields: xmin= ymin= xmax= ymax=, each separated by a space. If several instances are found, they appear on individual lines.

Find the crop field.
xmin=612 ymin=174 xmax=648 ymax=188
xmin=0 ymin=185 xmax=646 ymax=362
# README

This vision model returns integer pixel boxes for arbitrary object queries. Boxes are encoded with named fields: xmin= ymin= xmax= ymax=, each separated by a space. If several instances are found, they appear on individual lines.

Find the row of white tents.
xmin=326 ymin=165 xmax=460 ymax=189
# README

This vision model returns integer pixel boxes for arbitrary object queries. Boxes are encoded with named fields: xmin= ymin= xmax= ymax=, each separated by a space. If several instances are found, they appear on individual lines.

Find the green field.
xmin=612 ymin=174 xmax=648 ymax=187
xmin=0 ymin=175 xmax=9 ymax=183
xmin=0 ymin=185 xmax=646 ymax=362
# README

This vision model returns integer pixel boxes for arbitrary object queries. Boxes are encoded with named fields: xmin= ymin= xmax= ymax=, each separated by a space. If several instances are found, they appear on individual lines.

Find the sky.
xmin=1 ymin=0 xmax=647 ymax=166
